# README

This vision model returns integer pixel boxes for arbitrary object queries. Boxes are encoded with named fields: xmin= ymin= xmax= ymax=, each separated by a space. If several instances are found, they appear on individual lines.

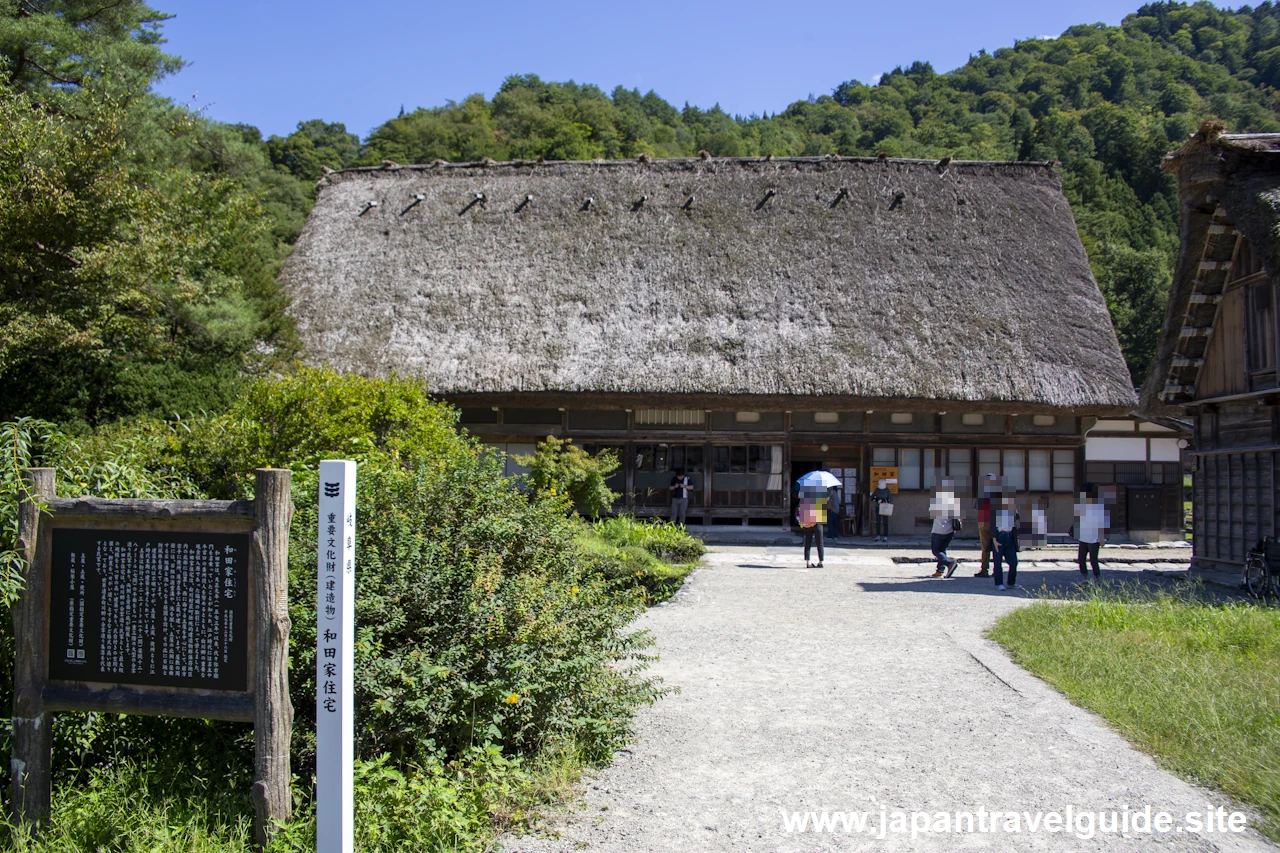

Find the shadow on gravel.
xmin=857 ymin=569 xmax=1166 ymax=598
xmin=857 ymin=569 xmax=1252 ymax=604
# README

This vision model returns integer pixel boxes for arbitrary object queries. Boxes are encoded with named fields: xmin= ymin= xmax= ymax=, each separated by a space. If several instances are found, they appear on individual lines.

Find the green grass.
xmin=989 ymin=584 xmax=1280 ymax=840
xmin=578 ymin=516 xmax=704 ymax=604
xmin=3 ymin=745 xmax=586 ymax=852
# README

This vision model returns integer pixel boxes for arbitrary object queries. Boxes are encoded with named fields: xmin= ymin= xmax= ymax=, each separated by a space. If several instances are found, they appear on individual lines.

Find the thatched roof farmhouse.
xmin=1141 ymin=128 xmax=1280 ymax=565
xmin=284 ymin=155 xmax=1135 ymax=533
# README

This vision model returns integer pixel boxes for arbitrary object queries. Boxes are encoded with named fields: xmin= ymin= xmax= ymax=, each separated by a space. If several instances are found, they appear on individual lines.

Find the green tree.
xmin=267 ymin=119 xmax=360 ymax=180
xmin=516 ymin=437 xmax=620 ymax=519
xmin=0 ymin=0 xmax=179 ymax=102
xmin=0 ymin=89 xmax=278 ymax=426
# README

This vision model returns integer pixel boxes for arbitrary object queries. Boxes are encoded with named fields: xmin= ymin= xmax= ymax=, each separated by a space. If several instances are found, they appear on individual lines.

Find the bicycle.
xmin=1243 ymin=536 xmax=1280 ymax=598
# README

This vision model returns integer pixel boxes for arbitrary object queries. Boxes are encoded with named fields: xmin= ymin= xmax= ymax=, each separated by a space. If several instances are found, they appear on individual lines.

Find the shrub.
xmin=0 ymin=368 xmax=663 ymax=848
xmin=514 ymin=437 xmax=619 ymax=519
xmin=288 ymin=452 xmax=658 ymax=772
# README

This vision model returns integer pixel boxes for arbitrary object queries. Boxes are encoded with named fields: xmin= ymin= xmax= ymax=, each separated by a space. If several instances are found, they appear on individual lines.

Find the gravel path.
xmin=501 ymin=546 xmax=1274 ymax=853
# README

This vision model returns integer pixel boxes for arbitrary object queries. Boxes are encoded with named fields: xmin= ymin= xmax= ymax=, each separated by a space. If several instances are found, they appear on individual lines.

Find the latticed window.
xmin=634 ymin=409 xmax=705 ymax=426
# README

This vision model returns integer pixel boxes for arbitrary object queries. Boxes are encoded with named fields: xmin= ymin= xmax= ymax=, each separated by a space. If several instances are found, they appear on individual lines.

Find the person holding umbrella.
xmin=796 ymin=470 xmax=840 ymax=568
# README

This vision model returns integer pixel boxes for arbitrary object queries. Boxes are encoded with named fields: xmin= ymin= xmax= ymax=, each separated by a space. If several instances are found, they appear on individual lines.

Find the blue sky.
xmin=151 ymin=0 xmax=1217 ymax=141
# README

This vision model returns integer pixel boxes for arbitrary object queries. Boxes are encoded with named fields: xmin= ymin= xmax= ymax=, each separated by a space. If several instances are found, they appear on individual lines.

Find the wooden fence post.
xmin=251 ymin=468 xmax=293 ymax=847
xmin=10 ymin=468 xmax=55 ymax=829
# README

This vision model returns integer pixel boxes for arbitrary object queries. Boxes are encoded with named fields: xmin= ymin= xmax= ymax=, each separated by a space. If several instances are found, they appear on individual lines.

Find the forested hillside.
xmin=347 ymin=1 xmax=1280 ymax=387
xmin=6 ymin=1 xmax=1280 ymax=426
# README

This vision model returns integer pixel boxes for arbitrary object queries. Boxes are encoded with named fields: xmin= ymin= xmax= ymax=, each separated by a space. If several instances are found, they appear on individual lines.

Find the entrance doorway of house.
xmin=789 ymin=446 xmax=863 ymax=536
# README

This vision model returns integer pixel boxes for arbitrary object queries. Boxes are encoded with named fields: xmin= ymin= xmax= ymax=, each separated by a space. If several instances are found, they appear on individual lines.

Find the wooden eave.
xmin=438 ymin=391 xmax=1132 ymax=417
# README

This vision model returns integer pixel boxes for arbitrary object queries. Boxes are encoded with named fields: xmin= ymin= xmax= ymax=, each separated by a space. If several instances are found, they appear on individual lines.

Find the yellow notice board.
xmin=869 ymin=466 xmax=899 ymax=495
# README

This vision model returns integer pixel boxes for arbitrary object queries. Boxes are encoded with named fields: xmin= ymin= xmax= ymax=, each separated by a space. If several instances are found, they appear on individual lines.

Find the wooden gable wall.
xmin=1194 ymin=235 xmax=1276 ymax=401
xmin=1197 ymin=285 xmax=1247 ymax=399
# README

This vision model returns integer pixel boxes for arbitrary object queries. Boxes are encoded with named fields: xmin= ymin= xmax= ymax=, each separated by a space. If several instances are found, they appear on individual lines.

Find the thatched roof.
xmin=282 ymin=155 xmax=1135 ymax=414
xmin=1140 ymin=130 xmax=1280 ymax=415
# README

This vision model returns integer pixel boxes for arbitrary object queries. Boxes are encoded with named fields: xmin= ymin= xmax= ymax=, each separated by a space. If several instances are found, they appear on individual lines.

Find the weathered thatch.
xmin=1140 ymin=131 xmax=1280 ymax=415
xmin=282 ymin=155 xmax=1135 ymax=414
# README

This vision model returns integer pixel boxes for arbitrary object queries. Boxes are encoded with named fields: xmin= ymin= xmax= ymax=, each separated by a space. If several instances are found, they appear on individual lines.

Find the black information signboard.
xmin=48 ymin=529 xmax=250 ymax=691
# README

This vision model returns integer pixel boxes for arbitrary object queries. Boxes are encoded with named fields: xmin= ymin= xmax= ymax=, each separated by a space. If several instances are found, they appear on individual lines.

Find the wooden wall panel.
xmin=1217 ymin=405 xmax=1273 ymax=448
xmin=1197 ymin=287 xmax=1247 ymax=400
xmin=1194 ymin=448 xmax=1280 ymax=565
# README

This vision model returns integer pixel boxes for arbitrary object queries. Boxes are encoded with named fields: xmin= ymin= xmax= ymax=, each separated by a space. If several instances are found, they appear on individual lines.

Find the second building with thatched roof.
xmin=282 ymin=154 xmax=1137 ymax=535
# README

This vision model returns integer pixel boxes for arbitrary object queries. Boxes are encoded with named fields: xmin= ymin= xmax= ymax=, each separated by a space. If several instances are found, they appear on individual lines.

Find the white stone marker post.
xmin=317 ymin=460 xmax=356 ymax=853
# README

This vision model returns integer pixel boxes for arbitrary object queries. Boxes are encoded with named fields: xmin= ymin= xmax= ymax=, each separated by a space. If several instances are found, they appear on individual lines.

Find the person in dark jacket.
xmin=669 ymin=468 xmax=691 ymax=526
xmin=870 ymin=479 xmax=893 ymax=542
xmin=826 ymin=484 xmax=841 ymax=541
xmin=992 ymin=495 xmax=1021 ymax=591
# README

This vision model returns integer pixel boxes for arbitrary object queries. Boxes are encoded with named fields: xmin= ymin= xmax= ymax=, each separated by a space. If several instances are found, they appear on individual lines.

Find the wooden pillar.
xmin=11 ymin=468 xmax=54 ymax=829
xmin=251 ymin=469 xmax=293 ymax=848
xmin=781 ymin=414 xmax=792 ymax=524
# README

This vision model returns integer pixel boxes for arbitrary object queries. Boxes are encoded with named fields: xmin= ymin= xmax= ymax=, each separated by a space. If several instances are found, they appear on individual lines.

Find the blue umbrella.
xmin=796 ymin=470 xmax=842 ymax=489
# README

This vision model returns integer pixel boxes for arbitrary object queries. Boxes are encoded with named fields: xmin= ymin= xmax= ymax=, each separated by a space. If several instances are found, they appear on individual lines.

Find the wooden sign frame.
xmin=11 ymin=468 xmax=293 ymax=848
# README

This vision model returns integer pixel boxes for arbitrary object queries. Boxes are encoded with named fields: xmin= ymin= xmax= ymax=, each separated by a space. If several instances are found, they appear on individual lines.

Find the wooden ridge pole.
xmin=251 ymin=468 xmax=293 ymax=847
xmin=10 ymin=468 xmax=55 ymax=829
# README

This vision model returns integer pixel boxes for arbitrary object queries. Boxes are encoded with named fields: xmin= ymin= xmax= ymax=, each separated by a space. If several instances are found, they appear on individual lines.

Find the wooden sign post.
xmin=10 ymin=468 xmax=293 ymax=848
xmin=316 ymin=460 xmax=355 ymax=853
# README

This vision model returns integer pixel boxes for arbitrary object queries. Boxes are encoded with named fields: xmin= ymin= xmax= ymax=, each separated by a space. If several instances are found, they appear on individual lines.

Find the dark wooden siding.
xmin=1192 ymin=403 xmax=1280 ymax=565
xmin=1196 ymin=286 xmax=1247 ymax=400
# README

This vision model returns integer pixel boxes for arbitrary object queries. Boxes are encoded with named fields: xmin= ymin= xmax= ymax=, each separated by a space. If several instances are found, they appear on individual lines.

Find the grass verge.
xmin=988 ymin=583 xmax=1280 ymax=840
xmin=3 ymin=744 xmax=586 ymax=852
xmin=579 ymin=516 xmax=705 ymax=604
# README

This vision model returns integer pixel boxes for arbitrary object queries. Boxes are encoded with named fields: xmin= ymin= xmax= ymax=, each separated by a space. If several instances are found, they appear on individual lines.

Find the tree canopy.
xmin=1 ymin=0 xmax=301 ymax=427
xmin=7 ymin=0 xmax=1280 ymax=425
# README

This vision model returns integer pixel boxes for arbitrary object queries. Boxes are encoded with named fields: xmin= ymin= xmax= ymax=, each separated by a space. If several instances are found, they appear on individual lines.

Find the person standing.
xmin=929 ymin=481 xmax=960 ymax=578
xmin=870 ymin=479 xmax=893 ymax=542
xmin=992 ymin=495 xmax=1020 ymax=590
xmin=972 ymin=474 xmax=999 ymax=577
xmin=1075 ymin=485 xmax=1107 ymax=582
xmin=798 ymin=486 xmax=826 ymax=567
xmin=669 ymin=468 xmax=691 ymax=526
xmin=826 ymin=484 xmax=841 ymax=541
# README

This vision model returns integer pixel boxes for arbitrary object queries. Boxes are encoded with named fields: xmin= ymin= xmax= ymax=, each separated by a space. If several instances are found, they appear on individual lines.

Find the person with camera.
xmin=669 ymin=468 xmax=691 ymax=526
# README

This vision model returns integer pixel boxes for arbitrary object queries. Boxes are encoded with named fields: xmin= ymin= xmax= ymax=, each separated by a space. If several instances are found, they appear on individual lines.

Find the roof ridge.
xmin=331 ymin=154 xmax=1059 ymax=177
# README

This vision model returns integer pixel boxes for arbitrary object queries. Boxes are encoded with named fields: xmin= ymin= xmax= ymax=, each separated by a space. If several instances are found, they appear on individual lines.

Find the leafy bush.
xmin=514 ymin=436 xmax=619 ymax=519
xmin=288 ymin=453 xmax=657 ymax=772
xmin=0 ymin=368 xmax=662 ymax=849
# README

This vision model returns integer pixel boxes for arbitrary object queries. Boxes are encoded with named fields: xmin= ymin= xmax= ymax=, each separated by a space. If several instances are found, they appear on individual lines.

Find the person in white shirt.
xmin=1075 ymin=485 xmax=1108 ymax=582
xmin=992 ymin=495 xmax=1020 ymax=590
xmin=928 ymin=481 xmax=961 ymax=578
